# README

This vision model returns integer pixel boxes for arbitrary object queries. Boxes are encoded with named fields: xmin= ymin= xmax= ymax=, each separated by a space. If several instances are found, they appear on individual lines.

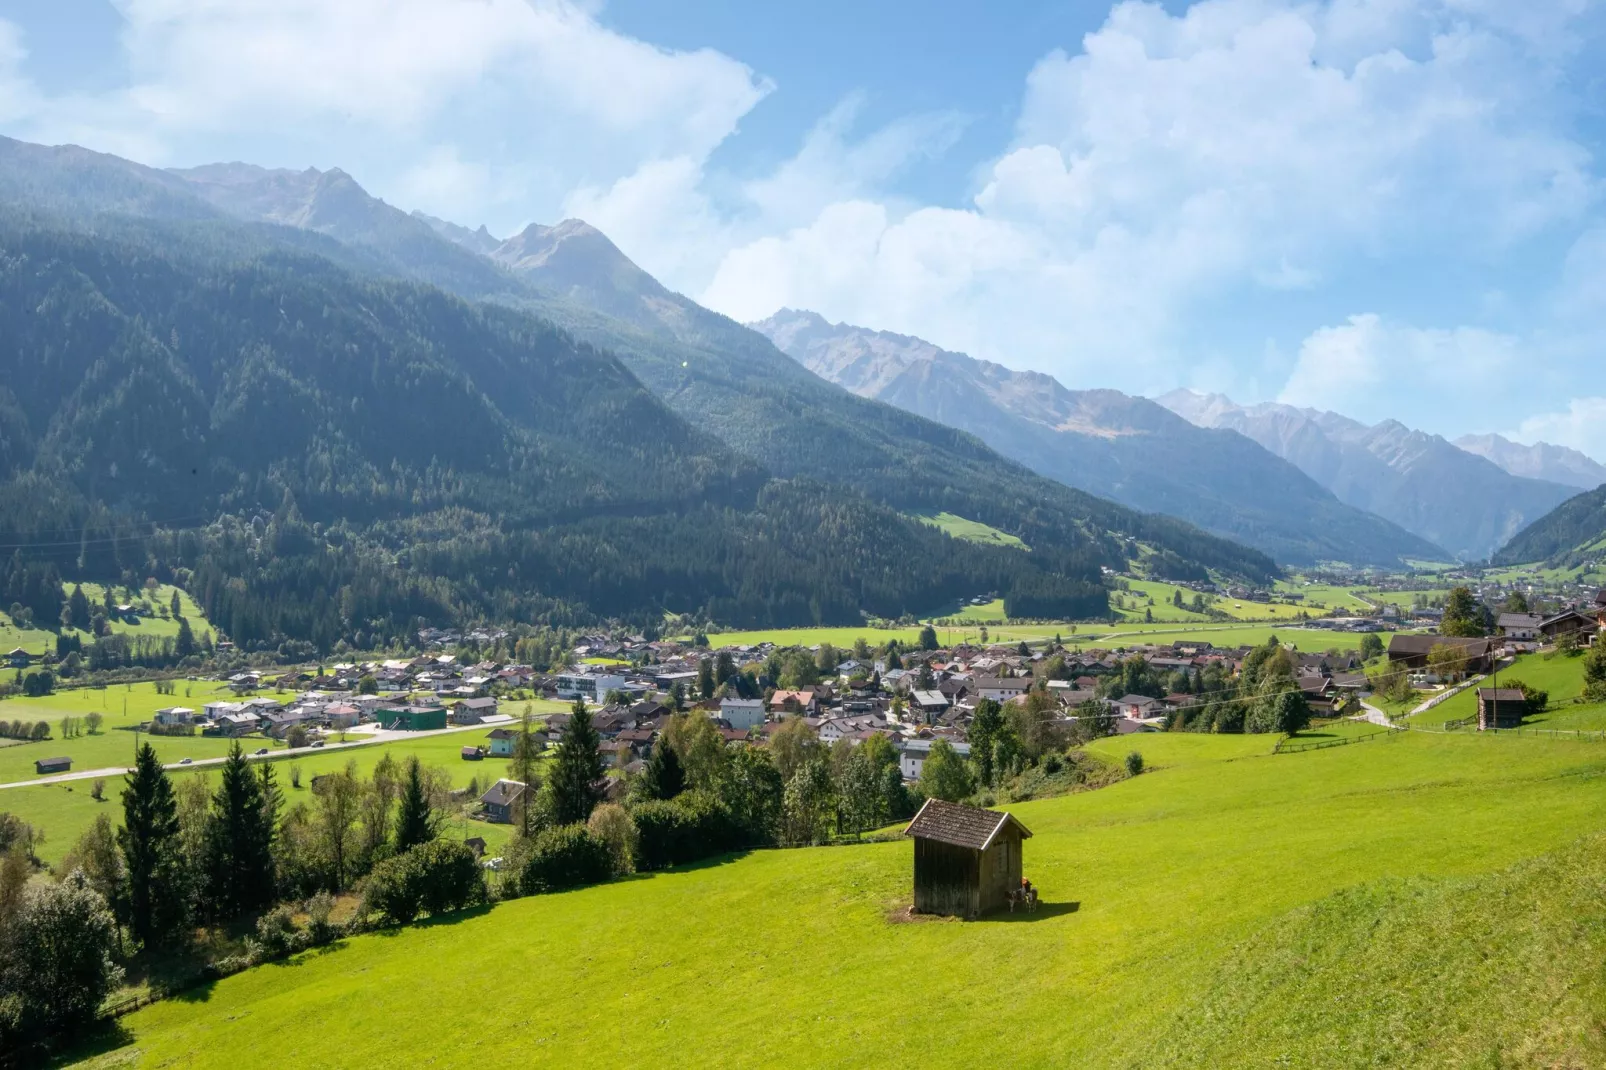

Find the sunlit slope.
xmin=82 ymin=732 xmax=1606 ymax=1068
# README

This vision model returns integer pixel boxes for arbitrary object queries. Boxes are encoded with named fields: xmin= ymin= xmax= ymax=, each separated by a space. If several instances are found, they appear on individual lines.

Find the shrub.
xmin=586 ymin=803 xmax=638 ymax=876
xmin=254 ymin=904 xmax=302 ymax=958
xmin=1125 ymin=751 xmax=1145 ymax=777
xmin=361 ymin=840 xmax=483 ymax=925
xmin=305 ymin=890 xmax=338 ymax=945
xmin=520 ymin=824 xmax=614 ymax=895
xmin=632 ymin=791 xmax=739 ymax=871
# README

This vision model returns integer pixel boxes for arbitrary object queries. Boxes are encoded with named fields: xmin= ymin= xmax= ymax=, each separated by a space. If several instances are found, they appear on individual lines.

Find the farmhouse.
xmin=905 ymin=798 xmax=1033 ymax=919
xmin=486 ymin=727 xmax=518 ymax=757
xmin=1497 ymin=613 xmax=1543 ymax=641
xmin=34 ymin=756 xmax=71 ymax=775
xmin=1477 ymin=688 xmax=1528 ymax=730
xmin=451 ymin=696 xmax=499 ymax=724
xmin=1386 ymin=635 xmax=1494 ymax=673
xmin=1540 ymin=610 xmax=1599 ymax=645
xmin=480 ymin=779 xmax=527 ymax=824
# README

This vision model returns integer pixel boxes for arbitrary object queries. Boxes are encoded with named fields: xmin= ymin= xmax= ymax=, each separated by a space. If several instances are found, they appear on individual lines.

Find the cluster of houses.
xmin=451 ymin=637 xmax=1377 ymax=826
xmin=149 ymin=691 xmax=505 ymax=740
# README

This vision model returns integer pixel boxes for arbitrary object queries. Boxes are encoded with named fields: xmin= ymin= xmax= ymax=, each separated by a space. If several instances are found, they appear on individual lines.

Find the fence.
xmin=1275 ymin=728 xmax=1401 ymax=754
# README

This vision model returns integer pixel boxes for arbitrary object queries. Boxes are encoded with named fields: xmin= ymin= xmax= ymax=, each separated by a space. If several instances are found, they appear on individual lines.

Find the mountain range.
xmin=750 ymin=310 xmax=1442 ymax=567
xmin=1156 ymin=391 xmax=1582 ymax=561
xmin=1454 ymin=434 xmax=1606 ymax=490
xmin=0 ymin=135 xmax=1288 ymax=644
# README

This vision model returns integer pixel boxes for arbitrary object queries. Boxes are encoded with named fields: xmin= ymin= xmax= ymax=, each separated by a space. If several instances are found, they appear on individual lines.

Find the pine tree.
xmin=175 ymin=616 xmax=197 ymax=658
xmin=170 ymin=590 xmax=182 ymax=619
xmin=508 ymin=716 xmax=543 ymax=840
xmin=202 ymin=742 xmax=276 ymax=919
xmin=640 ymin=737 xmax=686 ymax=801
xmin=547 ymin=699 xmax=604 ymax=825
xmin=393 ymin=756 xmax=438 ymax=852
xmin=119 ymin=742 xmax=189 ymax=947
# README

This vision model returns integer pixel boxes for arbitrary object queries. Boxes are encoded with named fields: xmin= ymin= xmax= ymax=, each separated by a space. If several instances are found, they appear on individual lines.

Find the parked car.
xmin=311 ymin=741 xmax=325 ymax=748
xmin=255 ymin=748 xmax=269 ymax=756
xmin=179 ymin=758 xmax=193 ymax=765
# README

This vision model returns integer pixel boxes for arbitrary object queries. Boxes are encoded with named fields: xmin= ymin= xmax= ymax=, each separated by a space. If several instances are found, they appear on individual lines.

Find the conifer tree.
xmin=119 ymin=742 xmax=189 ymax=947
xmin=202 ymin=742 xmax=276 ymax=918
xmin=393 ymin=756 xmax=438 ymax=852
xmin=547 ymin=699 xmax=604 ymax=825
xmin=640 ymin=737 xmax=685 ymax=801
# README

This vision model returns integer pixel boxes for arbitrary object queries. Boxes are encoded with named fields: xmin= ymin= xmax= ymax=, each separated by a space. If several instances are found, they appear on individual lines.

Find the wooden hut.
xmin=1477 ymin=687 xmax=1527 ymax=730
xmin=905 ymin=799 xmax=1032 ymax=918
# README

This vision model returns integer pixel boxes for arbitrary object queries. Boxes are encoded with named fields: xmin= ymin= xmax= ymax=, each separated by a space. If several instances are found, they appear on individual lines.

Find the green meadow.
xmin=911 ymin=510 xmax=1029 ymax=550
xmin=70 ymin=729 xmax=1606 ymax=1068
xmin=0 ymin=582 xmax=212 ymax=657
xmin=4 ymin=727 xmax=541 ymax=866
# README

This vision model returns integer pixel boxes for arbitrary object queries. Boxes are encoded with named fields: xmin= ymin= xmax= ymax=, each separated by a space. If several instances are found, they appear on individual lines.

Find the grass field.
xmin=3 ymin=726 xmax=544 ymax=866
xmin=0 ymin=582 xmax=213 ymax=657
xmin=911 ymin=511 xmax=1029 ymax=551
xmin=71 ymin=729 xmax=1606 ymax=1068
xmin=1407 ymin=650 xmax=1606 ymax=732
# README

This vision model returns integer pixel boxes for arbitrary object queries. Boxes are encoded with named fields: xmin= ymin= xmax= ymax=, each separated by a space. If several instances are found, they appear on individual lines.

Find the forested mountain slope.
xmin=1493 ymin=484 xmax=1606 ymax=565
xmin=0 ymin=135 xmax=1276 ymax=588
xmin=1160 ymin=390 xmax=1576 ymax=560
xmin=752 ymin=309 xmax=1442 ymax=567
xmin=0 ymin=214 xmax=1123 ymax=643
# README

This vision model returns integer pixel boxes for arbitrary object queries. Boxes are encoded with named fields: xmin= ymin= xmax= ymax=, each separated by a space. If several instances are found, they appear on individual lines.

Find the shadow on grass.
xmin=45 ymin=1019 xmax=137 ymax=1068
xmin=977 ymin=901 xmax=1081 ymax=923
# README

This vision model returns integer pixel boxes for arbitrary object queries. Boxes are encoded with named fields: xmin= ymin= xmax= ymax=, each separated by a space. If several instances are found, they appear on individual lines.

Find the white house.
xmin=971 ymin=676 xmax=1029 ymax=702
xmin=899 ymin=739 xmax=971 ymax=780
xmin=154 ymin=706 xmax=195 ymax=726
xmin=719 ymin=697 xmax=765 ymax=731
xmin=554 ymin=673 xmax=627 ymax=701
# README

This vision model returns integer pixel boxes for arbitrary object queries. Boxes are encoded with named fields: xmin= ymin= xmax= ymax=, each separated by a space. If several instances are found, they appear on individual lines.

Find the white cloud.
xmin=0 ymin=0 xmax=770 ymax=235
xmin=696 ymin=0 xmax=1597 ymax=388
xmin=1277 ymin=313 xmax=1522 ymax=424
xmin=1509 ymin=398 xmax=1606 ymax=462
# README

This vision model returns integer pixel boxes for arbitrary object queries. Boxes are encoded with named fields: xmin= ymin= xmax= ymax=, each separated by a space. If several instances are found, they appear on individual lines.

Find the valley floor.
xmin=69 ymin=730 xmax=1606 ymax=1068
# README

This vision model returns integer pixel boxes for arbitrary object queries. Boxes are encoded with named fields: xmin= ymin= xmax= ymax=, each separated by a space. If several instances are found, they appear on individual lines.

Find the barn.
xmin=1477 ymin=688 xmax=1528 ymax=730
xmin=905 ymin=798 xmax=1033 ymax=919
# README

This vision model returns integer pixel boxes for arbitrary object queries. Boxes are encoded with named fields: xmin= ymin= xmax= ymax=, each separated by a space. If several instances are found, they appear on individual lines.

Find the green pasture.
xmin=911 ymin=511 xmax=1028 ymax=551
xmin=1 ymin=582 xmax=213 ymax=657
xmin=2 ymin=726 xmax=543 ymax=866
xmin=74 ymin=729 xmax=1606 ymax=1068
xmin=1408 ymin=651 xmax=1606 ymax=732
xmin=0 ymin=681 xmax=259 ymax=785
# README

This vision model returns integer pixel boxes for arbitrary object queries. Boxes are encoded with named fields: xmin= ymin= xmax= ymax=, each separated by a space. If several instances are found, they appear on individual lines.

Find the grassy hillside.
xmin=71 ymin=731 xmax=1606 ymax=1068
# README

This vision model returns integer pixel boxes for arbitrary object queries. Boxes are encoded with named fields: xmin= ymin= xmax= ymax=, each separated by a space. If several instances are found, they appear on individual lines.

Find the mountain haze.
xmin=751 ymin=310 xmax=1441 ymax=567
xmin=1159 ymin=390 xmax=1578 ymax=561
xmin=1455 ymin=433 xmax=1606 ymax=490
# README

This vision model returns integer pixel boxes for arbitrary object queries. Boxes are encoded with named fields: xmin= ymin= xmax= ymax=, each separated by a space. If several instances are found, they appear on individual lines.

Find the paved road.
xmin=1356 ymin=698 xmax=1395 ymax=727
xmin=0 ymin=715 xmax=516 ymax=791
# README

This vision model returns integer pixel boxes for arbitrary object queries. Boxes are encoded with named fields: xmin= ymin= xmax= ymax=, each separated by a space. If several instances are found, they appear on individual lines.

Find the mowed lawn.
xmin=75 ymin=731 xmax=1606 ymax=1068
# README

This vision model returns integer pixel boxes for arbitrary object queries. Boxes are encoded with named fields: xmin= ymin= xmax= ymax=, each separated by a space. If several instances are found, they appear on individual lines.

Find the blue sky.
xmin=2 ymin=0 xmax=1605 ymax=458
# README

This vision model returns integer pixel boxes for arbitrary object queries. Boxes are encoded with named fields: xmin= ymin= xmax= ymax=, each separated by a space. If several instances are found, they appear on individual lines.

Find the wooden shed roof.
xmin=904 ymin=798 xmax=1032 ymax=852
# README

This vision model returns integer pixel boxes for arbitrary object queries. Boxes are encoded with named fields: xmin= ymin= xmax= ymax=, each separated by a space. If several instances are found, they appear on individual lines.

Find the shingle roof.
xmin=1477 ymin=688 xmax=1526 ymax=702
xmin=904 ymin=798 xmax=1032 ymax=851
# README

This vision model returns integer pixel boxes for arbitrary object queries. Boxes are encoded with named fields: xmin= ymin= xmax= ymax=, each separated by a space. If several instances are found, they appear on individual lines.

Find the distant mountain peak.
xmin=1157 ymin=389 xmax=1576 ymax=559
xmin=1456 ymin=432 xmax=1606 ymax=490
